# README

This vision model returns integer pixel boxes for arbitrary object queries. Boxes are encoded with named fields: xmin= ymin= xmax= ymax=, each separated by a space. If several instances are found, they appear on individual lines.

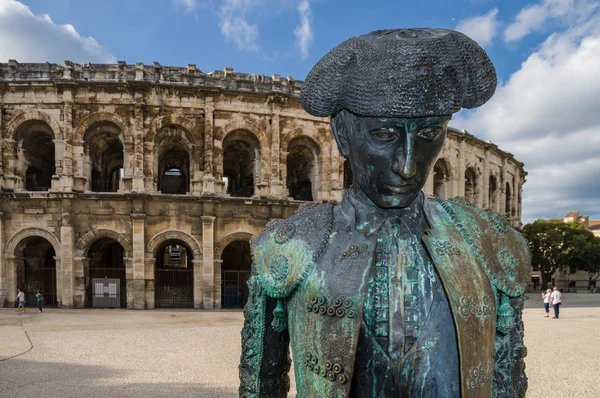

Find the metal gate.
xmin=155 ymin=268 xmax=194 ymax=308
xmin=23 ymin=267 xmax=57 ymax=307
xmin=222 ymin=270 xmax=251 ymax=308
xmin=89 ymin=268 xmax=126 ymax=308
xmin=91 ymin=278 xmax=121 ymax=308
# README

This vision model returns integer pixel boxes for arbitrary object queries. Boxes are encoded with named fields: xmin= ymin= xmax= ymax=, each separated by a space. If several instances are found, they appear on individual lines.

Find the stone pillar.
xmin=72 ymin=256 xmax=86 ymax=308
xmin=121 ymin=141 xmax=135 ymax=193
xmin=0 ymin=212 xmax=5 ymax=306
xmin=214 ymin=259 xmax=223 ymax=309
xmin=482 ymin=148 xmax=490 ymax=209
xmin=319 ymin=140 xmax=332 ymax=201
xmin=202 ymin=97 xmax=216 ymax=195
xmin=193 ymin=258 xmax=203 ymax=308
xmin=143 ymin=257 xmax=154 ymax=309
xmin=60 ymin=93 xmax=74 ymax=192
xmin=269 ymin=112 xmax=284 ymax=198
xmin=201 ymin=216 xmax=215 ymax=309
xmin=330 ymin=138 xmax=343 ymax=202
xmin=60 ymin=213 xmax=74 ymax=308
xmin=131 ymin=212 xmax=146 ymax=309
xmin=6 ymin=256 xmax=16 ymax=306
xmin=132 ymin=102 xmax=146 ymax=193
xmin=424 ymin=172 xmax=434 ymax=196
xmin=457 ymin=140 xmax=466 ymax=197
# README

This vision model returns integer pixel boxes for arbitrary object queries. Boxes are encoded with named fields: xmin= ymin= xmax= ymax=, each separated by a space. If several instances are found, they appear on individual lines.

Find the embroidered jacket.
xmin=239 ymin=195 xmax=531 ymax=398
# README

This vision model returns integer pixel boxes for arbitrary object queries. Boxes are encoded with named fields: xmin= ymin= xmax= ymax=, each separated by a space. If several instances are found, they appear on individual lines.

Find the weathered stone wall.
xmin=0 ymin=62 xmax=526 ymax=308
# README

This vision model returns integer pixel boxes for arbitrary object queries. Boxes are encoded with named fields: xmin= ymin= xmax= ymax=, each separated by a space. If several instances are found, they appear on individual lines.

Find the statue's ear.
xmin=331 ymin=110 xmax=352 ymax=158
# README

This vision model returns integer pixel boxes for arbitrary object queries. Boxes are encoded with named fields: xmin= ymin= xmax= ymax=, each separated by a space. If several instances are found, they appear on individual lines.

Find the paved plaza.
xmin=1 ymin=294 xmax=599 ymax=397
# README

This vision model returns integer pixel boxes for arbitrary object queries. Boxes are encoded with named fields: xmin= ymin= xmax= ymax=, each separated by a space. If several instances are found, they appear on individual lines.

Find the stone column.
xmin=72 ymin=256 xmax=86 ymax=308
xmin=202 ymin=97 xmax=216 ymax=195
xmin=330 ymin=137 xmax=343 ymax=202
xmin=60 ymin=92 xmax=74 ymax=192
xmin=6 ymin=256 xmax=17 ymax=306
xmin=132 ymin=102 xmax=146 ymax=193
xmin=193 ymin=258 xmax=203 ymax=308
xmin=143 ymin=257 xmax=154 ymax=309
xmin=319 ymin=140 xmax=332 ymax=201
xmin=201 ymin=216 xmax=216 ymax=309
xmin=0 ymin=212 xmax=5 ymax=306
xmin=60 ymin=213 xmax=74 ymax=308
xmin=424 ymin=172 xmax=434 ymax=196
xmin=269 ymin=112 xmax=284 ymax=198
xmin=131 ymin=212 xmax=146 ymax=310
xmin=482 ymin=148 xmax=490 ymax=209
xmin=457 ymin=140 xmax=466 ymax=197
xmin=214 ymin=259 xmax=223 ymax=309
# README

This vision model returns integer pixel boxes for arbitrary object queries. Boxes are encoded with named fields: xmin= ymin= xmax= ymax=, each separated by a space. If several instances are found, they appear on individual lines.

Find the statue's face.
xmin=332 ymin=110 xmax=450 ymax=208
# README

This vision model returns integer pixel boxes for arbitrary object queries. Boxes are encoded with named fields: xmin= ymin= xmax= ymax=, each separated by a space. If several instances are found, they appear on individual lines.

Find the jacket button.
xmin=312 ymin=305 xmax=319 ymax=313
xmin=325 ymin=361 xmax=333 ymax=370
xmin=320 ymin=368 xmax=327 ymax=377
xmin=327 ymin=307 xmax=336 ymax=316
xmin=335 ymin=308 xmax=345 ymax=317
xmin=317 ymin=296 xmax=325 ymax=305
xmin=333 ymin=364 xmax=343 ymax=374
xmin=343 ymin=299 xmax=353 ymax=308
xmin=319 ymin=306 xmax=327 ymax=315
xmin=333 ymin=298 xmax=342 ymax=307
xmin=337 ymin=374 xmax=347 ymax=384
xmin=327 ymin=371 xmax=335 ymax=381
xmin=311 ymin=297 xmax=318 ymax=304
xmin=346 ymin=309 xmax=356 ymax=318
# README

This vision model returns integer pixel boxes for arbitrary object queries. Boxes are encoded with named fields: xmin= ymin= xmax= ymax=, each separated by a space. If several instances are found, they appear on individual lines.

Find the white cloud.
xmin=452 ymin=9 xmax=600 ymax=222
xmin=456 ymin=8 xmax=500 ymax=46
xmin=219 ymin=0 xmax=259 ymax=52
xmin=294 ymin=0 xmax=313 ymax=60
xmin=0 ymin=0 xmax=115 ymax=63
xmin=172 ymin=0 xmax=197 ymax=13
xmin=504 ymin=0 xmax=598 ymax=43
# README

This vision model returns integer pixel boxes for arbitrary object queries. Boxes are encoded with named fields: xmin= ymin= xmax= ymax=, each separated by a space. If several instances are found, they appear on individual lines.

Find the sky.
xmin=1 ymin=0 xmax=599 ymax=223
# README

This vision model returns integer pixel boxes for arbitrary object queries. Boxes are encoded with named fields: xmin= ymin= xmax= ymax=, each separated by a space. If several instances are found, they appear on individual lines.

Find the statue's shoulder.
xmin=428 ymin=196 xmax=531 ymax=297
xmin=251 ymin=202 xmax=334 ymax=298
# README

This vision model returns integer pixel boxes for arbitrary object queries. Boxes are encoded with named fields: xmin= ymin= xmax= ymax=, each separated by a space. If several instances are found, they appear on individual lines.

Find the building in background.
xmin=0 ymin=61 xmax=526 ymax=309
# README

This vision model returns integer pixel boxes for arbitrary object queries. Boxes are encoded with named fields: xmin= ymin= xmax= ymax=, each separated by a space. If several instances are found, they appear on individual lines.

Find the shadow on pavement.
xmin=0 ymin=359 xmax=238 ymax=397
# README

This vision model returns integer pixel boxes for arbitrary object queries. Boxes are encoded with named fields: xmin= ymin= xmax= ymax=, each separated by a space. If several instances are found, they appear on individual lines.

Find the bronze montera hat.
xmin=300 ymin=28 xmax=497 ymax=118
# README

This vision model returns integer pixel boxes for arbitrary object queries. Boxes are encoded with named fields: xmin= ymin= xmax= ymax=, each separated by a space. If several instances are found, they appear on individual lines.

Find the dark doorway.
xmin=16 ymin=237 xmax=57 ymax=307
xmin=87 ymin=238 xmax=126 ymax=308
xmin=155 ymin=240 xmax=194 ymax=308
xmin=221 ymin=240 xmax=252 ymax=309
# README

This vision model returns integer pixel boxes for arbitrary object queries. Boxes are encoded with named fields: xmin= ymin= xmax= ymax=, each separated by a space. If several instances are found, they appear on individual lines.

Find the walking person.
xmin=542 ymin=288 xmax=552 ymax=317
xmin=36 ymin=289 xmax=44 ymax=313
xmin=551 ymin=286 xmax=562 ymax=319
xmin=15 ymin=288 xmax=26 ymax=315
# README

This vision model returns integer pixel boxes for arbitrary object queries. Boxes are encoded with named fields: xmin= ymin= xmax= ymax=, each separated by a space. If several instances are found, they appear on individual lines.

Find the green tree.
xmin=523 ymin=219 xmax=595 ymax=290
xmin=571 ymin=237 xmax=600 ymax=291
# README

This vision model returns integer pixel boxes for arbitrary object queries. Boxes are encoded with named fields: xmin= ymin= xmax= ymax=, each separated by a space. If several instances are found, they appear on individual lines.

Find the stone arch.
xmin=214 ymin=231 xmax=255 ymax=261
xmin=149 ymin=114 xmax=197 ymax=144
xmin=6 ymin=109 xmax=63 ymax=141
xmin=5 ymin=228 xmax=62 ymax=259
xmin=281 ymin=127 xmax=327 ymax=153
xmin=146 ymin=230 xmax=202 ymax=258
xmin=216 ymin=119 xmax=268 ymax=147
xmin=464 ymin=165 xmax=481 ymax=205
xmin=433 ymin=157 xmax=453 ymax=199
xmin=74 ymin=111 xmax=132 ymax=143
xmin=74 ymin=229 xmax=132 ymax=259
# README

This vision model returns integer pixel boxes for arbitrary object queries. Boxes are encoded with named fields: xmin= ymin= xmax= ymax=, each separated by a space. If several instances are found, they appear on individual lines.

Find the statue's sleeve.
xmin=239 ymin=275 xmax=291 ymax=398
xmin=492 ymin=293 xmax=528 ymax=398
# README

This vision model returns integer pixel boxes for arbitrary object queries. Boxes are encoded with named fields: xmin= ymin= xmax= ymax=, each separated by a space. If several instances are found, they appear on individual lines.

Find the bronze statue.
xmin=239 ymin=28 xmax=531 ymax=398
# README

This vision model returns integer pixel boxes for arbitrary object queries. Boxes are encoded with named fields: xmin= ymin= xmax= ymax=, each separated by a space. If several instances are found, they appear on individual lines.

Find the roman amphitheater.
xmin=0 ymin=61 xmax=525 ymax=310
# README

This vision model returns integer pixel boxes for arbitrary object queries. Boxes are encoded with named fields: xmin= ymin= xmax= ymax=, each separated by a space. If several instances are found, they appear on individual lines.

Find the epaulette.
xmin=251 ymin=203 xmax=334 ymax=298
xmin=433 ymin=197 xmax=531 ymax=297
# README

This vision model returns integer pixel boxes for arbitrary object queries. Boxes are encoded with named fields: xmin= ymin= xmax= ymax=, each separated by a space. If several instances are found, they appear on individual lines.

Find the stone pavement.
xmin=0 ymin=294 xmax=599 ymax=397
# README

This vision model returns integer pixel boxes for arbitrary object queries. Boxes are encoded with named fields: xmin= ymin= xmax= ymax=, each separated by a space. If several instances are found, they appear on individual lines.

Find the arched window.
xmin=505 ymin=182 xmax=512 ymax=215
xmin=223 ymin=130 xmax=260 ymax=198
xmin=488 ymin=175 xmax=498 ymax=210
xmin=221 ymin=240 xmax=252 ymax=309
xmin=16 ymin=121 xmax=55 ymax=191
xmin=155 ymin=240 xmax=194 ymax=308
xmin=157 ymin=130 xmax=190 ymax=194
xmin=286 ymin=136 xmax=320 ymax=201
xmin=433 ymin=159 xmax=451 ymax=199
xmin=84 ymin=122 xmax=124 ymax=192
xmin=465 ymin=167 xmax=478 ymax=205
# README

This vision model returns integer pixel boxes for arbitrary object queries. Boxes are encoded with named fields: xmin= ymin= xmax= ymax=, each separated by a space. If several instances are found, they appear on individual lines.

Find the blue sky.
xmin=1 ymin=0 xmax=600 ymax=222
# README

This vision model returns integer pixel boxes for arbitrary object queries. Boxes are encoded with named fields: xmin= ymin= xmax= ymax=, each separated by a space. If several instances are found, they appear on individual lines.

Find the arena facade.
xmin=0 ymin=61 xmax=525 ymax=310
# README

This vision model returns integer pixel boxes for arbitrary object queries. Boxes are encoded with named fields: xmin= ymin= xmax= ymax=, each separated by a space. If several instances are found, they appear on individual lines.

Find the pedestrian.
xmin=15 ymin=288 xmax=26 ymax=314
xmin=551 ymin=286 xmax=562 ymax=319
xmin=542 ymin=288 xmax=552 ymax=317
xmin=36 ymin=289 xmax=44 ymax=313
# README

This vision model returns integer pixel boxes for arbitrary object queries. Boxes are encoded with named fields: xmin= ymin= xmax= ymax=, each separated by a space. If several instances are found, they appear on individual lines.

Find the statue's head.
xmin=301 ymin=28 xmax=497 ymax=209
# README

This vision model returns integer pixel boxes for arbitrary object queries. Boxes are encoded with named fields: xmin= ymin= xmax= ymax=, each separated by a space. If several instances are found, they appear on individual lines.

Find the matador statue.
xmin=239 ymin=28 xmax=532 ymax=398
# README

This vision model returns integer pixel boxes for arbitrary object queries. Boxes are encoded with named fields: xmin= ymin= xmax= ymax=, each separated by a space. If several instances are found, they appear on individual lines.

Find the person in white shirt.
xmin=15 ymin=288 xmax=26 ymax=314
xmin=542 ymin=288 xmax=552 ymax=317
xmin=550 ymin=287 xmax=563 ymax=319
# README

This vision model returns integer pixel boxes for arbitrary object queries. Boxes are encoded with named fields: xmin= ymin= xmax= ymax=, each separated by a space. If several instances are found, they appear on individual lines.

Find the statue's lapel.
xmin=422 ymin=199 xmax=496 ymax=398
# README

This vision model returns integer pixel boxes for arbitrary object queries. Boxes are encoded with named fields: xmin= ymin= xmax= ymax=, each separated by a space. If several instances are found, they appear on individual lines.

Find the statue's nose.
xmin=392 ymin=133 xmax=416 ymax=180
